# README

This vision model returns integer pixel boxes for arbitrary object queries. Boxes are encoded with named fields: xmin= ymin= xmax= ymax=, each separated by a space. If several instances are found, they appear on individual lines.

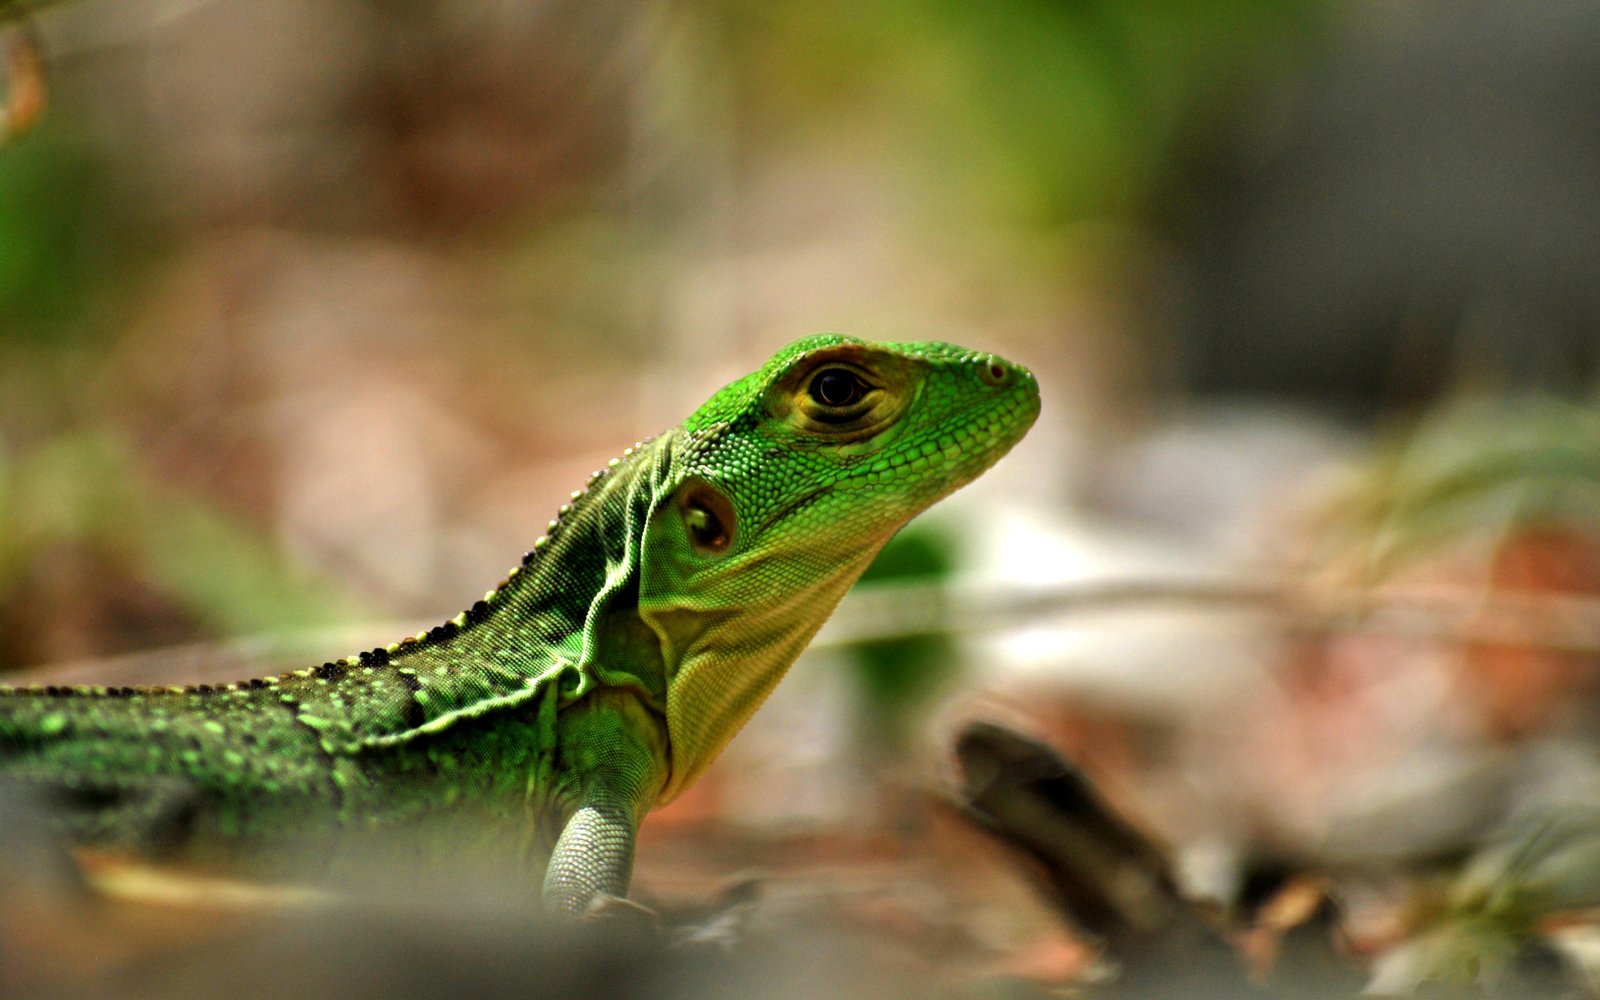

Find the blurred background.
xmin=6 ymin=0 xmax=1600 ymax=991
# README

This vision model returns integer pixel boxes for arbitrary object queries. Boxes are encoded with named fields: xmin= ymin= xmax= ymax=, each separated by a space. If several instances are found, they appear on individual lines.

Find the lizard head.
xmin=639 ymin=335 xmax=1040 ymax=802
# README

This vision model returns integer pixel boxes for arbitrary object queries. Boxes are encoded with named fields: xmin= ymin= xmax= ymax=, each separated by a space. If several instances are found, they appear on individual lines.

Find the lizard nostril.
xmin=979 ymin=359 xmax=1010 ymax=387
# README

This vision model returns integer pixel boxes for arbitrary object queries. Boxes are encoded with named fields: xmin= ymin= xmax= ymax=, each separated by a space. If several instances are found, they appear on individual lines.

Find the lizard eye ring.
xmin=679 ymin=482 xmax=736 ymax=555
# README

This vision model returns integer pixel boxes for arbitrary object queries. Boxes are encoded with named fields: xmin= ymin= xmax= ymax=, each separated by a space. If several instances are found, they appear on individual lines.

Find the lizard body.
xmin=0 ymin=335 xmax=1039 ymax=912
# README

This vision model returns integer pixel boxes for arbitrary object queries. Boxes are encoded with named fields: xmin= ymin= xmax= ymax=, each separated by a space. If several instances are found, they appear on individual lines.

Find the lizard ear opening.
xmin=678 ymin=481 xmax=736 ymax=556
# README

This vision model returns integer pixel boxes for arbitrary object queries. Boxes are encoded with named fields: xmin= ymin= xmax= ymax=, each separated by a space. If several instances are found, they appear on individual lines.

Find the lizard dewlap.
xmin=0 ymin=335 xmax=1040 ymax=913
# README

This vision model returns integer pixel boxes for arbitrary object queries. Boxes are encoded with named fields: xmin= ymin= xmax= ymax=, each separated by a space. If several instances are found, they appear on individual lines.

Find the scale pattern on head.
xmin=639 ymin=334 xmax=1040 ymax=800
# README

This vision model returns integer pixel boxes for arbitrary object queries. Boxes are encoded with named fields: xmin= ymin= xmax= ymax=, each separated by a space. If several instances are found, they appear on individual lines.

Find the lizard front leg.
xmin=540 ymin=692 xmax=668 ymax=916
xmin=542 ymin=787 xmax=640 ymax=915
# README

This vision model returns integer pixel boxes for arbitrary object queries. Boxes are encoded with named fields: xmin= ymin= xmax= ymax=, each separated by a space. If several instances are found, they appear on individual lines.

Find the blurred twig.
xmin=951 ymin=721 xmax=1278 ymax=997
xmin=7 ymin=623 xmax=426 ymax=688
xmin=953 ymin=721 xmax=1192 ymax=944
xmin=821 ymin=577 xmax=1600 ymax=654
xmin=17 ymin=573 xmax=1600 ymax=689
xmin=1 ymin=18 xmax=44 ymax=140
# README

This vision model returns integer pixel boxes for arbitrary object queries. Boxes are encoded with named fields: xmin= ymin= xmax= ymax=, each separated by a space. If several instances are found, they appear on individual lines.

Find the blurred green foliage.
xmin=0 ymin=116 xmax=358 ymax=671
xmin=710 ymin=0 xmax=1322 ymax=227
xmin=846 ymin=524 xmax=958 ymax=748
xmin=1330 ymin=395 xmax=1600 ymax=574
xmin=0 ymin=132 xmax=135 ymax=341
xmin=0 ymin=433 xmax=367 ymax=668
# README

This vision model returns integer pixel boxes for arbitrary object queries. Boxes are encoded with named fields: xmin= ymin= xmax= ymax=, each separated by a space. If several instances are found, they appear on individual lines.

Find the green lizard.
xmin=0 ymin=335 xmax=1039 ymax=914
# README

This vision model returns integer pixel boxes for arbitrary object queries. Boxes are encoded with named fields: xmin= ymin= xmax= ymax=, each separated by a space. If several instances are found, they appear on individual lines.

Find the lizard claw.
xmin=580 ymin=892 xmax=660 ymax=933
xmin=667 ymin=876 xmax=764 ymax=953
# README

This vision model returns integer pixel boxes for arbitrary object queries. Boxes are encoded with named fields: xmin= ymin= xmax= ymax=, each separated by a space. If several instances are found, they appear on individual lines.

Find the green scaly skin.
xmin=0 ymin=335 xmax=1039 ymax=913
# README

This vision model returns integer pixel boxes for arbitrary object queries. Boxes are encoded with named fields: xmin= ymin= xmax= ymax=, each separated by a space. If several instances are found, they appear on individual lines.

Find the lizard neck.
xmin=384 ymin=432 xmax=677 ymax=721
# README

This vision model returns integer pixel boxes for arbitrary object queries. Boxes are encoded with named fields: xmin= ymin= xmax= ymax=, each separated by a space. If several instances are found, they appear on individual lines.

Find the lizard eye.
xmin=777 ymin=353 xmax=901 ymax=439
xmin=679 ymin=482 xmax=735 ymax=555
xmin=807 ymin=368 xmax=871 ymax=412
